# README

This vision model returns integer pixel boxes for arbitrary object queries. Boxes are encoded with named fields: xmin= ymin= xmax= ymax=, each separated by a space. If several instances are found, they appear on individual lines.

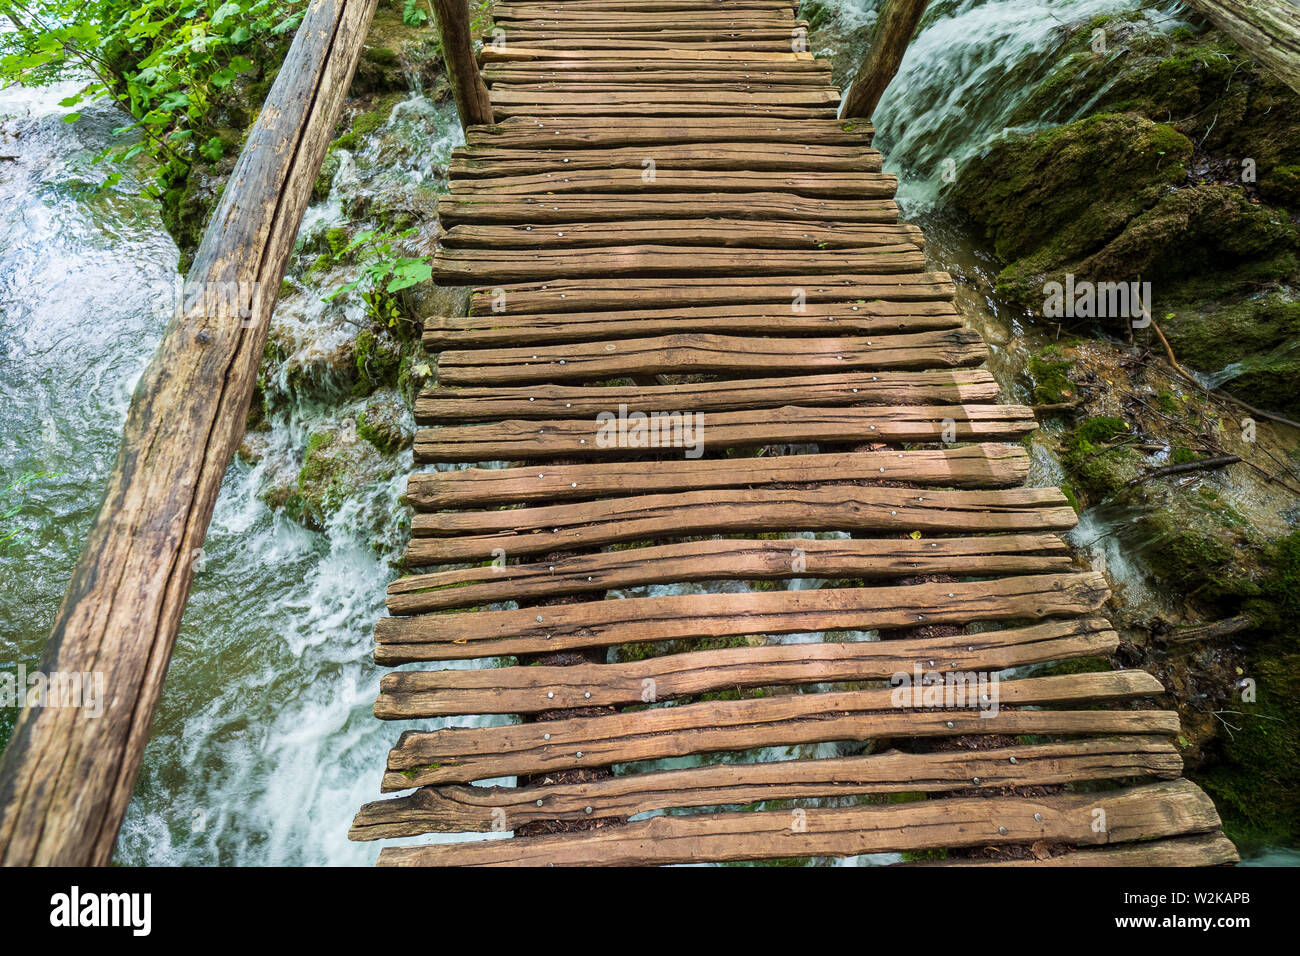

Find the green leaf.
xmin=62 ymin=112 xmax=82 ymax=124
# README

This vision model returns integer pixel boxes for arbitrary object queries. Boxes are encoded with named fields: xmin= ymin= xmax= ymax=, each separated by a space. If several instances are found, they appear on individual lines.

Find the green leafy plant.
xmin=0 ymin=1 xmax=305 ymax=195
xmin=401 ymin=0 xmax=429 ymax=27
xmin=323 ymin=226 xmax=431 ymax=328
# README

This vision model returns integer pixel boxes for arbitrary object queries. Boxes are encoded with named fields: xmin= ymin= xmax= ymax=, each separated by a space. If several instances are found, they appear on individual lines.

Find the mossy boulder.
xmin=1059 ymin=415 xmax=1142 ymax=503
xmin=1161 ymin=294 xmax=1300 ymax=418
xmin=1195 ymin=532 xmax=1300 ymax=851
xmin=353 ymin=326 xmax=404 ymax=397
xmin=356 ymin=391 xmax=413 ymax=454
xmin=1013 ymin=18 xmax=1300 ymax=208
xmin=952 ymin=113 xmax=1193 ymax=304
xmin=285 ymin=427 xmax=397 ymax=531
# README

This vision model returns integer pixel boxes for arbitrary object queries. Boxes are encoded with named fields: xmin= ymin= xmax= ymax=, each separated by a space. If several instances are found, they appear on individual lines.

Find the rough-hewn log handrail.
xmin=0 ymin=0 xmax=380 ymax=866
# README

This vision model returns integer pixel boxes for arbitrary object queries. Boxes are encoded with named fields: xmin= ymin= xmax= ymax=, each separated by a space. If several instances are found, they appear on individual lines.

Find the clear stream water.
xmin=0 ymin=1 xmax=1288 ymax=865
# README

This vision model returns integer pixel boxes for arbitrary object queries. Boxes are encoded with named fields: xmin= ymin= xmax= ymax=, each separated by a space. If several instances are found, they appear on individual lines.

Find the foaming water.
xmin=0 ymin=76 xmax=475 ymax=863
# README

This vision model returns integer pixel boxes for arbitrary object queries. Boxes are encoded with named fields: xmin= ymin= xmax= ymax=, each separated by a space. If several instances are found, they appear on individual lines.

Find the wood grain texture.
xmin=414 ymin=371 xmax=995 ymax=423
xmin=386 ymin=533 xmax=1072 ymax=614
xmin=375 ymin=573 xmax=1109 ymax=661
xmin=405 ymin=444 xmax=1030 ymax=508
xmin=376 ymin=617 xmax=1114 ymax=713
xmin=382 ymin=670 xmax=1167 ymax=787
xmin=374 ymin=780 xmax=1218 ymax=865
xmin=351 ymin=737 xmax=1178 ymax=838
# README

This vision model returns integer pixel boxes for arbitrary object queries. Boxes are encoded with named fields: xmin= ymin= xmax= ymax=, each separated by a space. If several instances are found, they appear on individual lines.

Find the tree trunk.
xmin=433 ymin=0 xmax=494 ymax=128
xmin=0 ymin=0 xmax=380 ymax=866
xmin=1183 ymin=0 xmax=1300 ymax=95
xmin=840 ymin=0 xmax=929 ymax=120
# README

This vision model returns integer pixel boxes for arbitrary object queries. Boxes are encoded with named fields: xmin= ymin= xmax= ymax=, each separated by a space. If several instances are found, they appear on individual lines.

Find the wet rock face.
xmin=950 ymin=15 xmax=1300 ymax=418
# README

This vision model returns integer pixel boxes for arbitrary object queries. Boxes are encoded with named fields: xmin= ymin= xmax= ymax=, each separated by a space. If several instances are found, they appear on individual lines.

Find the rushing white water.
xmin=0 ymin=75 xmax=484 ymax=864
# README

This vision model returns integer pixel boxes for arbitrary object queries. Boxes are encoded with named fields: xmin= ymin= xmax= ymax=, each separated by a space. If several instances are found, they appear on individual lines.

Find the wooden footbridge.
xmin=343 ymin=0 xmax=1238 ymax=866
xmin=0 ymin=0 xmax=1239 ymax=867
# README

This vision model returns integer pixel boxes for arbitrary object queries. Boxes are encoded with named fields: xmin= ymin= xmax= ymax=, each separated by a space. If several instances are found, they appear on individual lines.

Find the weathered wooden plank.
xmin=423 ymin=302 xmax=959 ymax=349
xmin=494 ymin=7 xmax=796 ymax=23
xmin=483 ymin=68 xmax=834 ymax=86
xmin=494 ymin=16 xmax=801 ymax=31
xmin=376 ymin=617 xmax=1112 ymax=714
xmin=386 ymin=533 xmax=1073 ymax=614
xmin=376 ymin=572 xmax=1108 ymax=661
xmin=432 ymin=330 xmax=982 ymax=384
xmin=438 ymin=247 xmax=925 ymax=283
xmin=441 ymin=221 xmax=918 ymax=252
xmin=461 ymin=273 xmax=950 ymax=313
xmin=465 ymin=116 xmax=865 ymax=151
xmin=350 ymin=736 xmax=1178 ymax=839
xmin=449 ymin=144 xmax=878 ymax=178
xmin=0 ymin=0 xmax=382 ymax=867
xmin=484 ymin=35 xmax=806 ymax=54
xmin=494 ymin=2 xmax=799 ymax=17
xmin=490 ymin=88 xmax=839 ymax=108
xmin=445 ymin=168 xmax=895 ymax=198
xmin=405 ymin=444 xmax=1028 ymax=507
xmin=481 ymin=45 xmax=817 ymax=63
xmin=910 ymin=831 xmax=1239 ymax=867
xmin=375 ymin=780 xmax=1219 ymax=866
xmin=439 ymin=194 xmax=897 ymax=225
xmin=382 ymin=670 xmax=1165 ymax=787
xmin=413 ymin=403 xmax=1032 ymax=463
xmin=406 ymin=484 xmax=1069 ymax=563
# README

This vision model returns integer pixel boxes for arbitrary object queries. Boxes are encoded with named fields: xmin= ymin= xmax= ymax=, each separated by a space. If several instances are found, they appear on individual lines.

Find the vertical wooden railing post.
xmin=0 ymin=0 xmax=380 ymax=866
xmin=840 ymin=0 xmax=929 ymax=120
xmin=432 ymin=0 xmax=494 ymax=128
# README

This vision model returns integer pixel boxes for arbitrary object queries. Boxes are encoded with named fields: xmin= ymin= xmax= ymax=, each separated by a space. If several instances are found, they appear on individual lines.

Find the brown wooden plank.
xmin=405 ymin=444 xmax=1028 ymax=508
xmin=405 ymin=483 xmax=1069 ymax=565
xmin=439 ymin=194 xmax=897 ymax=225
xmin=445 ymin=168 xmax=895 ymax=198
xmin=386 ymin=533 xmax=1073 ymax=614
xmin=910 ymin=832 xmax=1239 ymax=867
xmin=481 ymin=45 xmax=817 ymax=63
xmin=376 ymin=572 xmax=1108 ymax=661
xmin=449 ymin=144 xmax=878 ymax=178
xmin=483 ymin=68 xmax=834 ymax=85
xmin=435 ymin=245 xmax=922 ymax=283
xmin=494 ymin=1 xmax=797 ymax=12
xmin=423 ymin=302 xmax=960 ymax=349
xmin=441 ymin=221 xmax=918 ymax=252
xmin=461 ymin=273 xmax=951 ymax=313
xmin=495 ymin=16 xmax=801 ymax=31
xmin=376 ymin=617 xmax=1113 ymax=714
xmin=350 ymin=736 xmax=1178 ymax=839
xmin=382 ymin=670 xmax=1165 ymax=788
xmin=413 ymin=403 xmax=1033 ymax=461
xmin=494 ymin=7 xmax=796 ymax=23
xmin=432 ymin=330 xmax=982 ymax=384
xmin=411 ymin=480 xmax=1069 ymax=539
xmin=375 ymin=780 xmax=1219 ymax=866
xmin=465 ymin=116 xmax=868 ymax=150
xmin=490 ymin=88 xmax=839 ymax=108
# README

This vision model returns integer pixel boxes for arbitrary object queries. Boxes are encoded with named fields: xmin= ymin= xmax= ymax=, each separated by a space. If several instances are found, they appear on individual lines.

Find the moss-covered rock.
xmin=1161 ymin=295 xmax=1300 ymax=419
xmin=1059 ymin=415 xmax=1142 ymax=503
xmin=952 ymin=113 xmax=1193 ymax=304
xmin=285 ymin=426 xmax=397 ymax=531
xmin=353 ymin=326 xmax=404 ymax=397
xmin=356 ymin=391 xmax=413 ymax=454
